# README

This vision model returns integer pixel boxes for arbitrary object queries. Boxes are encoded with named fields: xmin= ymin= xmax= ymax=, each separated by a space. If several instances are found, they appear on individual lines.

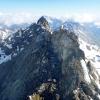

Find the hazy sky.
xmin=0 ymin=0 xmax=99 ymax=15
xmin=0 ymin=0 xmax=100 ymax=23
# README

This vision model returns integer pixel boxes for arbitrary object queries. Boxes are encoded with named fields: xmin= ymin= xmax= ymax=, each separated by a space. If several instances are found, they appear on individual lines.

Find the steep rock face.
xmin=52 ymin=29 xmax=85 ymax=99
xmin=37 ymin=16 xmax=50 ymax=31
xmin=0 ymin=17 xmax=61 ymax=100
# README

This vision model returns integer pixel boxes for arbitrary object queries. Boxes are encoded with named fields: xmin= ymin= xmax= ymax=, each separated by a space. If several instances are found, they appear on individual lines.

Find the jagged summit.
xmin=37 ymin=16 xmax=48 ymax=25
xmin=37 ymin=16 xmax=50 ymax=30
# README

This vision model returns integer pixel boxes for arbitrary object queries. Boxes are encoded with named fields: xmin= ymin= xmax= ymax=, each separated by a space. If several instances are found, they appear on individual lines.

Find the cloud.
xmin=0 ymin=12 xmax=100 ymax=26
xmin=0 ymin=12 xmax=38 ymax=26
xmin=65 ymin=13 xmax=98 ymax=23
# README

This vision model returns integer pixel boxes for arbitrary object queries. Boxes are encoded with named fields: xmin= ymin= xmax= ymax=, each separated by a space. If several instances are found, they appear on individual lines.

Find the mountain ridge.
xmin=0 ymin=16 xmax=100 ymax=100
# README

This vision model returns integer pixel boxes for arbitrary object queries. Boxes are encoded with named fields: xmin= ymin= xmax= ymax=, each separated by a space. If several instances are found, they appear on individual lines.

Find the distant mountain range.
xmin=0 ymin=16 xmax=100 ymax=46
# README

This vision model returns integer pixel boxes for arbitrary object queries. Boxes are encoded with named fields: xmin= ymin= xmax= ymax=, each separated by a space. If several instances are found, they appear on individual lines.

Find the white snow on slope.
xmin=0 ymin=55 xmax=11 ymax=64
xmin=98 ymin=94 xmax=100 ymax=99
xmin=0 ymin=48 xmax=11 ymax=64
xmin=80 ymin=59 xmax=91 ymax=83
xmin=79 ymin=38 xmax=100 ymax=89
xmin=79 ymin=38 xmax=100 ymax=74
xmin=0 ymin=29 xmax=12 ymax=40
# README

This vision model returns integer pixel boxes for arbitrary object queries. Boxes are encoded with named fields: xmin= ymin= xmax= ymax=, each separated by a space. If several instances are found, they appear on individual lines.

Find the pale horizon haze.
xmin=0 ymin=0 xmax=100 ymax=24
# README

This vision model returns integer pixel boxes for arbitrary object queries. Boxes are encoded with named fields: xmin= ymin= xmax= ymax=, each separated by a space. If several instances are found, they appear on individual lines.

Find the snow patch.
xmin=0 ymin=48 xmax=11 ymax=64
xmin=97 ymin=94 xmax=100 ymax=99
xmin=0 ymin=55 xmax=11 ymax=64
xmin=80 ymin=59 xmax=91 ymax=83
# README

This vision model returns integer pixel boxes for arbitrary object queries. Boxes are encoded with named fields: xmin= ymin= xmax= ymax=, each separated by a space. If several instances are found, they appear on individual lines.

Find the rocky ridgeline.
xmin=0 ymin=16 xmax=100 ymax=100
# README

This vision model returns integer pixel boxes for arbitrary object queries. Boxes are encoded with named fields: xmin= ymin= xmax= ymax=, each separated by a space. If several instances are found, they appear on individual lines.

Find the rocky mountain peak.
xmin=0 ymin=17 xmax=100 ymax=100
xmin=37 ymin=16 xmax=50 ymax=30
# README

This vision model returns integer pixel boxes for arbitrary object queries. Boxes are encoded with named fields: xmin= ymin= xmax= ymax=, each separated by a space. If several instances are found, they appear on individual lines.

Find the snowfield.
xmin=79 ymin=38 xmax=100 ymax=89
xmin=79 ymin=38 xmax=100 ymax=74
